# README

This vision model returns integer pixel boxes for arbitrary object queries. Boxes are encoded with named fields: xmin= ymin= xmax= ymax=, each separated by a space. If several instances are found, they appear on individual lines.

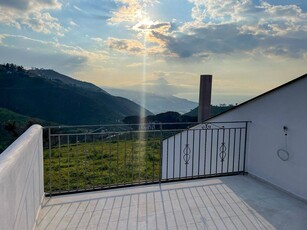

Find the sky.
xmin=0 ymin=0 xmax=306 ymax=104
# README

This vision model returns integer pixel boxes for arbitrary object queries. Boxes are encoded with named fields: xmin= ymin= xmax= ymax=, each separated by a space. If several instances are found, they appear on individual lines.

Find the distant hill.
xmin=28 ymin=68 xmax=108 ymax=93
xmin=123 ymin=111 xmax=197 ymax=124
xmin=185 ymin=104 xmax=235 ymax=118
xmin=123 ymin=111 xmax=197 ymax=130
xmin=0 ymin=63 xmax=152 ymax=125
xmin=104 ymin=87 xmax=198 ymax=114
xmin=0 ymin=107 xmax=52 ymax=153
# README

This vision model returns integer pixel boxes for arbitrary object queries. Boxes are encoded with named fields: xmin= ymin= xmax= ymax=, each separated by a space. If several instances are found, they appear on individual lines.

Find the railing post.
xmin=159 ymin=123 xmax=163 ymax=183
xmin=243 ymin=121 xmax=249 ymax=174
xmin=48 ymin=127 xmax=52 ymax=197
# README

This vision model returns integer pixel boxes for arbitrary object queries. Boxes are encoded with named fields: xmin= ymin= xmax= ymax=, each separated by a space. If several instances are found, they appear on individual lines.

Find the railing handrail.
xmin=43 ymin=120 xmax=251 ymax=129
xmin=48 ymin=127 xmax=248 ymax=137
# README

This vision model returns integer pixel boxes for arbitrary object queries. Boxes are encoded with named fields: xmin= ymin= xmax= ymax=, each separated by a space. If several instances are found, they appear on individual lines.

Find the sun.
xmin=133 ymin=17 xmax=154 ymax=31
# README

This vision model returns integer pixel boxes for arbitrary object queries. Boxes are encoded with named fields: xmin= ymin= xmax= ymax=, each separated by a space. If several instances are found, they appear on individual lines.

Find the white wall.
xmin=206 ymin=76 xmax=307 ymax=201
xmin=0 ymin=125 xmax=44 ymax=230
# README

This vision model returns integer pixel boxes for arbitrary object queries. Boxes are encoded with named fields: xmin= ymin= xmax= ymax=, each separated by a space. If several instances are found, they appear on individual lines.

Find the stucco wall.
xmin=206 ymin=76 xmax=307 ymax=201
xmin=0 ymin=125 xmax=44 ymax=230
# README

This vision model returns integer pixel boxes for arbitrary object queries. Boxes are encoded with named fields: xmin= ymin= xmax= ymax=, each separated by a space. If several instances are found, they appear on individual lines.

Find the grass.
xmin=44 ymin=133 xmax=163 ymax=193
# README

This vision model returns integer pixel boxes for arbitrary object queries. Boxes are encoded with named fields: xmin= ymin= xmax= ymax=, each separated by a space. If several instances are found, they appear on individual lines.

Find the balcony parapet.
xmin=0 ymin=125 xmax=44 ymax=230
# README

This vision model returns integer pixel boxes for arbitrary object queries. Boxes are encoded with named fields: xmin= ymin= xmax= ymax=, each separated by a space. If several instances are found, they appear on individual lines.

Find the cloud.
xmin=23 ymin=12 xmax=65 ymax=35
xmin=156 ymin=23 xmax=259 ymax=58
xmin=0 ymin=34 xmax=107 ymax=72
xmin=106 ymin=0 xmax=306 ymax=60
xmin=107 ymin=19 xmax=175 ymax=56
xmin=73 ymin=5 xmax=84 ymax=12
xmin=0 ymin=0 xmax=64 ymax=35
xmin=107 ymin=36 xmax=174 ymax=57
xmin=159 ymin=0 xmax=307 ymax=59
xmin=0 ymin=0 xmax=61 ymax=11
xmin=107 ymin=37 xmax=144 ymax=54
xmin=108 ymin=0 xmax=158 ymax=24
xmin=69 ymin=20 xmax=78 ymax=27
xmin=134 ymin=20 xmax=175 ymax=46
xmin=133 ymin=21 xmax=171 ymax=31
xmin=188 ymin=0 xmax=254 ymax=23
xmin=91 ymin=37 xmax=104 ymax=43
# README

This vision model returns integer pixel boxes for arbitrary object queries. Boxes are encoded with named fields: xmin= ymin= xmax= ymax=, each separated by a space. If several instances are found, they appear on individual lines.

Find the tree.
xmin=4 ymin=121 xmax=19 ymax=138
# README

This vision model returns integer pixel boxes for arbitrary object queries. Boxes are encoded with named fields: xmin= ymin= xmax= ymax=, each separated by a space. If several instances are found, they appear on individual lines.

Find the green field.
xmin=44 ymin=133 xmax=163 ymax=194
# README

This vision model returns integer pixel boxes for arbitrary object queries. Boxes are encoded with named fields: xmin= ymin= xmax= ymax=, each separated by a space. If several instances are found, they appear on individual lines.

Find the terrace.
xmin=1 ymin=118 xmax=307 ymax=229
xmin=36 ymin=176 xmax=307 ymax=230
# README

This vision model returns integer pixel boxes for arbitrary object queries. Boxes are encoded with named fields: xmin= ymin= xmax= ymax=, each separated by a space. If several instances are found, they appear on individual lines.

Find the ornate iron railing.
xmin=44 ymin=121 xmax=249 ymax=196
xmin=161 ymin=121 xmax=249 ymax=181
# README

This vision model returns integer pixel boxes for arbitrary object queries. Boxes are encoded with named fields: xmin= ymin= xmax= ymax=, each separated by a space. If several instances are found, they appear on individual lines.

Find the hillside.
xmin=0 ymin=108 xmax=51 ymax=153
xmin=185 ymin=104 xmax=235 ymax=118
xmin=123 ymin=111 xmax=197 ymax=130
xmin=0 ymin=64 xmax=152 ymax=125
xmin=28 ymin=68 xmax=108 ymax=93
xmin=104 ymin=87 xmax=198 ymax=114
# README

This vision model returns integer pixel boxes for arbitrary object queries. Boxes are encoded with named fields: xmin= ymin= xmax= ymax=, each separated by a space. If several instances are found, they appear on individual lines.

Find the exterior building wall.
xmin=206 ymin=76 xmax=307 ymax=201
xmin=0 ymin=125 xmax=44 ymax=230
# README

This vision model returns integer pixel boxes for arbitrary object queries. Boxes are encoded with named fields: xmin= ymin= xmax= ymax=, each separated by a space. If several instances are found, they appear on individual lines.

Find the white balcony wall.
xmin=206 ymin=76 xmax=307 ymax=201
xmin=0 ymin=125 xmax=44 ymax=230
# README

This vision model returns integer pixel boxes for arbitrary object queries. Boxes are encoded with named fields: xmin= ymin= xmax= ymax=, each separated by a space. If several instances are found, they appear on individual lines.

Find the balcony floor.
xmin=36 ymin=175 xmax=307 ymax=230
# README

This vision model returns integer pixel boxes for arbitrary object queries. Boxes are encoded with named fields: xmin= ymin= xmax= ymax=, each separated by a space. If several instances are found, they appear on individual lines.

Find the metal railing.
xmin=44 ymin=121 xmax=249 ymax=196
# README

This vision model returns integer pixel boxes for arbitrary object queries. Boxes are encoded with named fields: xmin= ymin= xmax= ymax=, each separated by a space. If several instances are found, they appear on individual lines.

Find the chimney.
xmin=198 ymin=75 xmax=212 ymax=122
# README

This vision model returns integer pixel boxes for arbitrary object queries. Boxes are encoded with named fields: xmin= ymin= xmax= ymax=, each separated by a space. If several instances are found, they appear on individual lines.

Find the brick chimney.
xmin=198 ymin=75 xmax=212 ymax=122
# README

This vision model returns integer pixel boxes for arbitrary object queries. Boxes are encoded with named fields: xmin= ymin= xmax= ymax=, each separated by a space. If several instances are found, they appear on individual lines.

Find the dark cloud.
xmin=261 ymin=36 xmax=307 ymax=58
xmin=145 ymin=0 xmax=307 ymax=60
xmin=0 ymin=0 xmax=29 ymax=10
xmin=107 ymin=38 xmax=144 ymax=54
xmin=148 ymin=22 xmax=306 ymax=59
xmin=0 ymin=0 xmax=60 ymax=11
xmin=156 ymin=24 xmax=258 ymax=58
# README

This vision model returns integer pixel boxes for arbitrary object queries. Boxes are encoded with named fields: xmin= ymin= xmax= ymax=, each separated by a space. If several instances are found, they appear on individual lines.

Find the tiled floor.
xmin=36 ymin=175 xmax=307 ymax=230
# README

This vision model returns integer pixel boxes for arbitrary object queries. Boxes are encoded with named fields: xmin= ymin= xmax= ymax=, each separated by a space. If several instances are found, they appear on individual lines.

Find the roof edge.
xmin=205 ymin=72 xmax=307 ymax=122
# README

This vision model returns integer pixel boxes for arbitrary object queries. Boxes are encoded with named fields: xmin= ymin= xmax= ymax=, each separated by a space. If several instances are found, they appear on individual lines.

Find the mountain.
xmin=123 ymin=111 xmax=197 ymax=124
xmin=28 ymin=68 xmax=108 ymax=93
xmin=0 ymin=64 xmax=152 ymax=125
xmin=104 ymin=87 xmax=198 ymax=114
xmin=185 ymin=104 xmax=235 ymax=118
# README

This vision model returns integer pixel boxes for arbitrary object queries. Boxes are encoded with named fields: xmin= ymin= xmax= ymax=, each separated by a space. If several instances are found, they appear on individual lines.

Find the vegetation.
xmin=0 ymin=63 xmax=151 ymax=126
xmin=28 ymin=68 xmax=106 ymax=93
xmin=185 ymin=104 xmax=236 ymax=118
xmin=123 ymin=111 xmax=197 ymax=125
xmin=44 ymin=132 xmax=164 ymax=193
xmin=0 ymin=108 xmax=52 ymax=153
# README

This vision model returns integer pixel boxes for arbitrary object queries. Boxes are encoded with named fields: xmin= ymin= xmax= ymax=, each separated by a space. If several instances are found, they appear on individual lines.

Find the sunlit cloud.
xmin=108 ymin=0 xmax=159 ymax=24
xmin=107 ymin=37 xmax=145 ymax=54
xmin=0 ymin=0 xmax=65 ymax=36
